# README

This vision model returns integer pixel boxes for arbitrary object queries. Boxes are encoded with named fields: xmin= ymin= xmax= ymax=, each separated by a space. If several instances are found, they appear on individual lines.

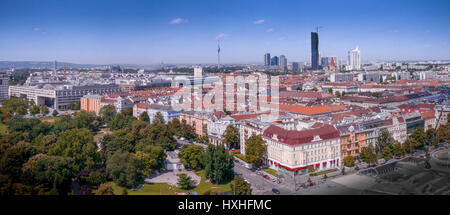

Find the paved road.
xmin=233 ymin=161 xmax=293 ymax=195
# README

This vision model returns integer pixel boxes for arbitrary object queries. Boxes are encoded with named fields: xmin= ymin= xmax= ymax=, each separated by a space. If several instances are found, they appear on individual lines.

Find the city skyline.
xmin=1 ymin=0 xmax=450 ymax=65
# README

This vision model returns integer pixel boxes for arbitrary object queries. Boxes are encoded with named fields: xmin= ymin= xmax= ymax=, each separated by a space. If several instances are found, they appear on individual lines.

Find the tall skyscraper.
xmin=311 ymin=32 xmax=319 ymax=70
xmin=279 ymin=55 xmax=287 ymax=72
xmin=292 ymin=62 xmax=299 ymax=72
xmin=348 ymin=47 xmax=361 ymax=70
xmin=271 ymin=56 xmax=279 ymax=66
xmin=264 ymin=53 xmax=271 ymax=66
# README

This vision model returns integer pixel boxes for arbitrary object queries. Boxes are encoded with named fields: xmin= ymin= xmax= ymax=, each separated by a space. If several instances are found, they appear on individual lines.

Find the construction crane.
xmin=315 ymin=26 xmax=323 ymax=33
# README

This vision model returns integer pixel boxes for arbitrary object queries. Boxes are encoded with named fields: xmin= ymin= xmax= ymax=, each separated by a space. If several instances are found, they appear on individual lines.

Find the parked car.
xmin=271 ymin=188 xmax=280 ymax=194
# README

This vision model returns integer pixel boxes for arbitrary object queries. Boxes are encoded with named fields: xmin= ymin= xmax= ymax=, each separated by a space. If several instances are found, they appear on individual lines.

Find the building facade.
xmin=0 ymin=73 xmax=9 ymax=102
xmin=179 ymin=111 xmax=210 ymax=137
xmin=348 ymin=47 xmax=361 ymax=70
xmin=133 ymin=103 xmax=180 ymax=124
xmin=311 ymin=32 xmax=319 ymax=70
xmin=264 ymin=53 xmax=271 ymax=66
xmin=262 ymin=124 xmax=341 ymax=175
xmin=80 ymin=94 xmax=102 ymax=115
xmin=9 ymin=84 xmax=121 ymax=110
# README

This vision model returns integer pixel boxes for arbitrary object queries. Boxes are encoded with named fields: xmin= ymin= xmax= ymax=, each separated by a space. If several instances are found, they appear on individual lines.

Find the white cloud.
xmin=33 ymin=27 xmax=41 ymax=31
xmin=266 ymin=28 xmax=274 ymax=33
xmin=169 ymin=18 xmax=189 ymax=25
xmin=253 ymin=19 xmax=265 ymax=24
xmin=279 ymin=37 xmax=285 ymax=41
xmin=216 ymin=33 xmax=229 ymax=40
xmin=389 ymin=29 xmax=400 ymax=33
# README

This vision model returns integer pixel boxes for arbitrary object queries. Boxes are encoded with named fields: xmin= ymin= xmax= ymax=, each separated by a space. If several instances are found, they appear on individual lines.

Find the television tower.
xmin=217 ymin=39 xmax=221 ymax=70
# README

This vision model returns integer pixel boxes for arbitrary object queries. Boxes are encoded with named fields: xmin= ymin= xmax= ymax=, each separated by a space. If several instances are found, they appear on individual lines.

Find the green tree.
xmin=393 ymin=142 xmax=405 ymax=157
xmin=245 ymin=135 xmax=266 ymax=166
xmin=230 ymin=176 xmax=252 ymax=195
xmin=410 ymin=128 xmax=426 ymax=149
xmin=343 ymin=156 xmax=355 ymax=167
xmin=177 ymin=173 xmax=193 ymax=190
xmin=84 ymin=170 xmax=106 ymax=186
xmin=130 ymin=120 xmax=149 ymax=140
xmin=168 ymin=118 xmax=181 ymax=136
xmin=73 ymin=111 xmax=100 ymax=132
xmin=223 ymin=125 xmax=240 ymax=150
xmin=16 ymin=106 xmax=28 ymax=116
xmin=29 ymin=105 xmax=40 ymax=116
xmin=179 ymin=144 xmax=205 ymax=169
xmin=100 ymin=104 xmax=116 ymax=124
xmin=136 ymin=144 xmax=166 ymax=171
xmin=110 ymin=112 xmax=136 ymax=131
xmin=52 ymin=109 xmax=59 ymax=117
xmin=152 ymin=112 xmax=165 ymax=125
xmin=425 ymin=129 xmax=435 ymax=146
xmin=335 ymin=91 xmax=341 ymax=97
xmin=376 ymin=130 xmax=394 ymax=154
xmin=360 ymin=146 xmax=378 ymax=166
xmin=139 ymin=111 xmax=150 ymax=123
xmin=103 ymin=130 xmax=135 ymax=159
xmin=204 ymin=145 xmax=234 ymax=184
xmin=181 ymin=124 xmax=196 ymax=141
xmin=106 ymin=151 xmax=142 ymax=189
xmin=403 ymin=138 xmax=417 ymax=154
xmin=0 ymin=142 xmax=38 ymax=181
xmin=381 ymin=146 xmax=393 ymax=161
xmin=307 ymin=166 xmax=315 ymax=173
xmin=96 ymin=183 xmax=114 ymax=195
xmin=22 ymin=155 xmax=75 ymax=194
xmin=40 ymin=105 xmax=49 ymax=115
xmin=122 ymin=188 xmax=128 ymax=195
xmin=48 ymin=128 xmax=100 ymax=173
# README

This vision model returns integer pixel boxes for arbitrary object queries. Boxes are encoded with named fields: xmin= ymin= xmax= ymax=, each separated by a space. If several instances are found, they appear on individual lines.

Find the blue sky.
xmin=0 ymin=0 xmax=449 ymax=65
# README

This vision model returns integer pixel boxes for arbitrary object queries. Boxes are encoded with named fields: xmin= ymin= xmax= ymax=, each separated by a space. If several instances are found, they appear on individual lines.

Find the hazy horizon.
xmin=1 ymin=0 xmax=450 ymax=65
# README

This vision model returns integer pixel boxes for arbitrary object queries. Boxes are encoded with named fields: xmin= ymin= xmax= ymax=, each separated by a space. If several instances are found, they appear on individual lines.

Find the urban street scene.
xmin=0 ymin=0 xmax=449 ymax=198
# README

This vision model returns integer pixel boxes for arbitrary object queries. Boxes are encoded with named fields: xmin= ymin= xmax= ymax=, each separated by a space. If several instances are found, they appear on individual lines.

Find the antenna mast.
xmin=217 ymin=39 xmax=221 ymax=70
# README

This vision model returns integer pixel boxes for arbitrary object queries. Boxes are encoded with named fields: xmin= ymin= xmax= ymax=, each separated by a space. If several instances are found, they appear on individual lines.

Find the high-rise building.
xmin=279 ymin=55 xmax=287 ymax=72
xmin=271 ymin=56 xmax=279 ymax=66
xmin=264 ymin=53 xmax=271 ymax=66
xmin=311 ymin=32 xmax=319 ymax=70
xmin=292 ymin=62 xmax=299 ymax=72
xmin=0 ymin=73 xmax=9 ymax=102
xmin=348 ymin=47 xmax=361 ymax=70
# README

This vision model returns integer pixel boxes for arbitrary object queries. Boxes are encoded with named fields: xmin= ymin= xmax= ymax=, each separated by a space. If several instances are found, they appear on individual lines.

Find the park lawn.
xmin=173 ymin=169 xmax=232 ymax=194
xmin=309 ymin=168 xmax=338 ymax=177
xmin=0 ymin=123 xmax=8 ymax=134
xmin=263 ymin=168 xmax=277 ymax=176
xmin=103 ymin=170 xmax=232 ymax=195
xmin=107 ymin=182 xmax=177 ymax=195
xmin=39 ymin=116 xmax=60 ymax=123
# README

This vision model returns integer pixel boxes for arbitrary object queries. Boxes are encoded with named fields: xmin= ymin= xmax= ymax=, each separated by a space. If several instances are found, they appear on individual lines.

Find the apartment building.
xmin=262 ymin=124 xmax=341 ymax=175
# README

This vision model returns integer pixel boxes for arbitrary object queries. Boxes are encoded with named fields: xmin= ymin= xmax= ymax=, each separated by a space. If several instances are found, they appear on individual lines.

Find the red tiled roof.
xmin=279 ymin=104 xmax=346 ymax=115
xmin=421 ymin=111 xmax=435 ymax=120
xmin=230 ymin=113 xmax=264 ymax=121
xmin=263 ymin=124 xmax=339 ymax=145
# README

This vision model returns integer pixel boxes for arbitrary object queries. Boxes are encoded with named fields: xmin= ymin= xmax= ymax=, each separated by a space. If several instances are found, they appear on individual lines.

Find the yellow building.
xmin=337 ymin=125 xmax=366 ymax=160
xmin=180 ymin=111 xmax=210 ymax=137
xmin=80 ymin=94 xmax=102 ymax=115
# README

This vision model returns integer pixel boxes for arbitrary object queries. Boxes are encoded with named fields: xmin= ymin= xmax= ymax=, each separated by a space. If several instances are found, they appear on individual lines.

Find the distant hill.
xmin=0 ymin=61 xmax=101 ymax=69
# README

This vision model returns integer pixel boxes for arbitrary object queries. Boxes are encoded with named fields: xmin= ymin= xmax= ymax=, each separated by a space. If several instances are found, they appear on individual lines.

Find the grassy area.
xmin=106 ymin=182 xmax=177 ymax=195
xmin=262 ymin=168 xmax=277 ymax=176
xmin=309 ymin=168 xmax=338 ymax=177
xmin=0 ymin=123 xmax=8 ymax=134
xmin=100 ymin=169 xmax=232 ymax=195
xmin=39 ymin=116 xmax=60 ymax=123
xmin=233 ymin=153 xmax=248 ymax=162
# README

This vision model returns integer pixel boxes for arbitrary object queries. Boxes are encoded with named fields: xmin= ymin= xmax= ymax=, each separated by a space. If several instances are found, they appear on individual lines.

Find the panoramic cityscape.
xmin=0 ymin=0 xmax=450 ymax=201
